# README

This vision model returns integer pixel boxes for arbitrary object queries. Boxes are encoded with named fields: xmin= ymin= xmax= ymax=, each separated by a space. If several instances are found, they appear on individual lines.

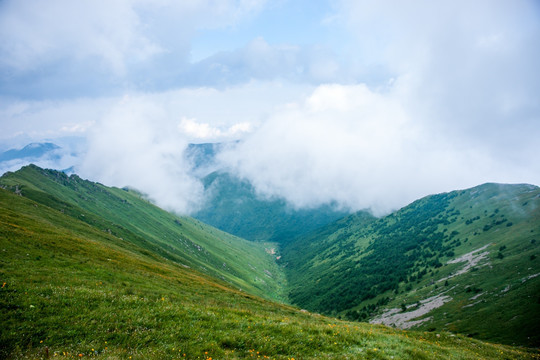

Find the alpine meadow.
xmin=1 ymin=1 xmax=540 ymax=359
xmin=1 ymin=164 xmax=539 ymax=359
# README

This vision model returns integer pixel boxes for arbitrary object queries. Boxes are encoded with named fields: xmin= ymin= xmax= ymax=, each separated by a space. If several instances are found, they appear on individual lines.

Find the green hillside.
xmin=193 ymin=171 xmax=348 ymax=244
xmin=0 ymin=165 xmax=286 ymax=302
xmin=1 ymin=183 xmax=537 ymax=359
xmin=283 ymin=183 xmax=540 ymax=347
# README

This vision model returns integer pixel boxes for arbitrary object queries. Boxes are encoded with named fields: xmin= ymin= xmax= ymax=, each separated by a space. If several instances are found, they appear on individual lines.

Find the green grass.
xmin=0 ymin=165 xmax=286 ymax=302
xmin=1 ymin=188 xmax=538 ymax=359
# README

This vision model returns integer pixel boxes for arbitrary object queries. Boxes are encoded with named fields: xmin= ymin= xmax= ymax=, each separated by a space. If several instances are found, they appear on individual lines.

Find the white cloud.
xmin=210 ymin=0 xmax=540 ymax=214
xmin=179 ymin=117 xmax=252 ymax=140
xmin=0 ymin=81 xmax=305 ymax=213
xmin=0 ymin=0 xmax=161 ymax=74
xmin=1 ymin=0 xmax=538 ymax=216
xmin=60 ymin=122 xmax=96 ymax=134
xmin=0 ymin=0 xmax=269 ymax=73
xmin=219 ymin=80 xmax=540 ymax=215
xmin=77 ymin=95 xmax=203 ymax=214
xmin=0 ymin=81 xmax=308 ymax=143
xmin=337 ymin=0 xmax=540 ymax=137
xmin=0 ymin=0 xmax=270 ymax=97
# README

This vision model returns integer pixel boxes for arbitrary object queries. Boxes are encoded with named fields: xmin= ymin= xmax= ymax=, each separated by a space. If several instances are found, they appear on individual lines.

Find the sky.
xmin=1 ymin=0 xmax=539 ymax=215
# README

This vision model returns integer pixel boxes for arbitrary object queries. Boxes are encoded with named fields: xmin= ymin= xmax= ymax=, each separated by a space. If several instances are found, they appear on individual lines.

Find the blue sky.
xmin=190 ymin=0 xmax=341 ymax=60
xmin=0 ymin=0 xmax=349 ymax=99
xmin=1 ymin=0 xmax=539 ymax=214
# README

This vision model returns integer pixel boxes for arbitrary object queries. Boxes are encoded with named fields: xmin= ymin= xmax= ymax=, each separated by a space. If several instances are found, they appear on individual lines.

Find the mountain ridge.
xmin=0 ymin=164 xmax=287 ymax=302
xmin=282 ymin=182 xmax=540 ymax=347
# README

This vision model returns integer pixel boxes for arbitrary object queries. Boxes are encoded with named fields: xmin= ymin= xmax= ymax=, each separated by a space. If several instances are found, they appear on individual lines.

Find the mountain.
xmin=0 ymin=164 xmax=286 ymax=301
xmin=193 ymin=171 xmax=348 ymax=244
xmin=282 ymin=183 xmax=540 ymax=347
xmin=185 ymin=143 xmax=349 ymax=244
xmin=185 ymin=142 xmax=233 ymax=172
xmin=0 ymin=142 xmax=60 ymax=163
xmin=0 ymin=167 xmax=535 ymax=360
xmin=0 ymin=140 xmax=83 ymax=176
xmin=0 ymin=141 xmax=348 ymax=245
xmin=0 ymin=167 xmax=535 ymax=359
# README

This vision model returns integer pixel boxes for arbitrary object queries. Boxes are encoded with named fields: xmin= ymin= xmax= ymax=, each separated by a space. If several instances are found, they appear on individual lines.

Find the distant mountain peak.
xmin=0 ymin=142 xmax=60 ymax=163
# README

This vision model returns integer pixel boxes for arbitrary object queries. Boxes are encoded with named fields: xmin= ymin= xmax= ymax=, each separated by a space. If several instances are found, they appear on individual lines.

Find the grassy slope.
xmin=1 ymin=188 xmax=537 ymax=360
xmin=283 ymin=183 xmax=540 ymax=347
xmin=193 ymin=171 xmax=348 ymax=244
xmin=0 ymin=165 xmax=285 ymax=302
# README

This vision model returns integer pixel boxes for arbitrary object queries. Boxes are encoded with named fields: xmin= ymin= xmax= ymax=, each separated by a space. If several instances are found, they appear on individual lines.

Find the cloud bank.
xmin=70 ymin=82 xmax=310 ymax=213
xmin=1 ymin=0 xmax=538 ymax=216
xmin=77 ymin=95 xmax=204 ymax=213
xmin=218 ymin=84 xmax=511 ymax=215
xmin=0 ymin=0 xmax=268 ymax=98
xmin=217 ymin=0 xmax=540 ymax=214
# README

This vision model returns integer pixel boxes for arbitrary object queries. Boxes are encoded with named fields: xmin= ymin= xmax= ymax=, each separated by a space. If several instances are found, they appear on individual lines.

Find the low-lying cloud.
xmin=3 ymin=75 xmax=539 ymax=216
xmin=77 ymin=96 xmax=204 ymax=214
xmin=70 ymin=83 xmax=310 ymax=214
xmin=218 ymin=83 xmax=524 ymax=215
xmin=210 ymin=0 xmax=540 ymax=215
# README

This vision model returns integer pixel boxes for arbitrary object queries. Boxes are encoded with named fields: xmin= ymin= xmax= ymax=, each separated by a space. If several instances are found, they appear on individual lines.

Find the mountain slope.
xmin=193 ymin=171 xmax=348 ymax=244
xmin=283 ymin=183 xmax=540 ymax=347
xmin=0 ymin=165 xmax=286 ymax=302
xmin=0 ymin=186 xmax=536 ymax=359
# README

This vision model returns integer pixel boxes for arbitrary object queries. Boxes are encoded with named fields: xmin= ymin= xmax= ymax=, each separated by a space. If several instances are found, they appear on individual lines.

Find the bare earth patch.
xmin=371 ymin=245 xmax=494 ymax=329
xmin=468 ymin=292 xmax=484 ymax=301
xmin=370 ymin=294 xmax=452 ymax=329
xmin=438 ymin=243 xmax=492 ymax=283
xmin=521 ymin=272 xmax=540 ymax=283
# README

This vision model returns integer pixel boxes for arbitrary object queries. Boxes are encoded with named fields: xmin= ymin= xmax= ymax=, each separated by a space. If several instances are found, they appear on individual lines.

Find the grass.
xmin=0 ymin=165 xmax=286 ymax=302
xmin=1 ymin=188 xmax=538 ymax=359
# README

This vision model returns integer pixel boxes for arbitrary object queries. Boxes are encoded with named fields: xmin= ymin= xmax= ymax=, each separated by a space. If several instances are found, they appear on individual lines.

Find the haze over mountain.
xmin=182 ymin=150 xmax=540 ymax=348
xmin=0 ymin=140 xmax=82 ymax=176
xmin=193 ymin=170 xmax=349 ymax=244
xmin=0 ymin=142 xmax=59 ymax=163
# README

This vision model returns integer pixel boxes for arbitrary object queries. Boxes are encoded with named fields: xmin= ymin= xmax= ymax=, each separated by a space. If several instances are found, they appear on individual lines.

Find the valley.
xmin=186 ymin=143 xmax=348 ymax=244
xmin=2 ymin=1 xmax=538 ymax=359
xmin=1 ymin=165 xmax=539 ymax=359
